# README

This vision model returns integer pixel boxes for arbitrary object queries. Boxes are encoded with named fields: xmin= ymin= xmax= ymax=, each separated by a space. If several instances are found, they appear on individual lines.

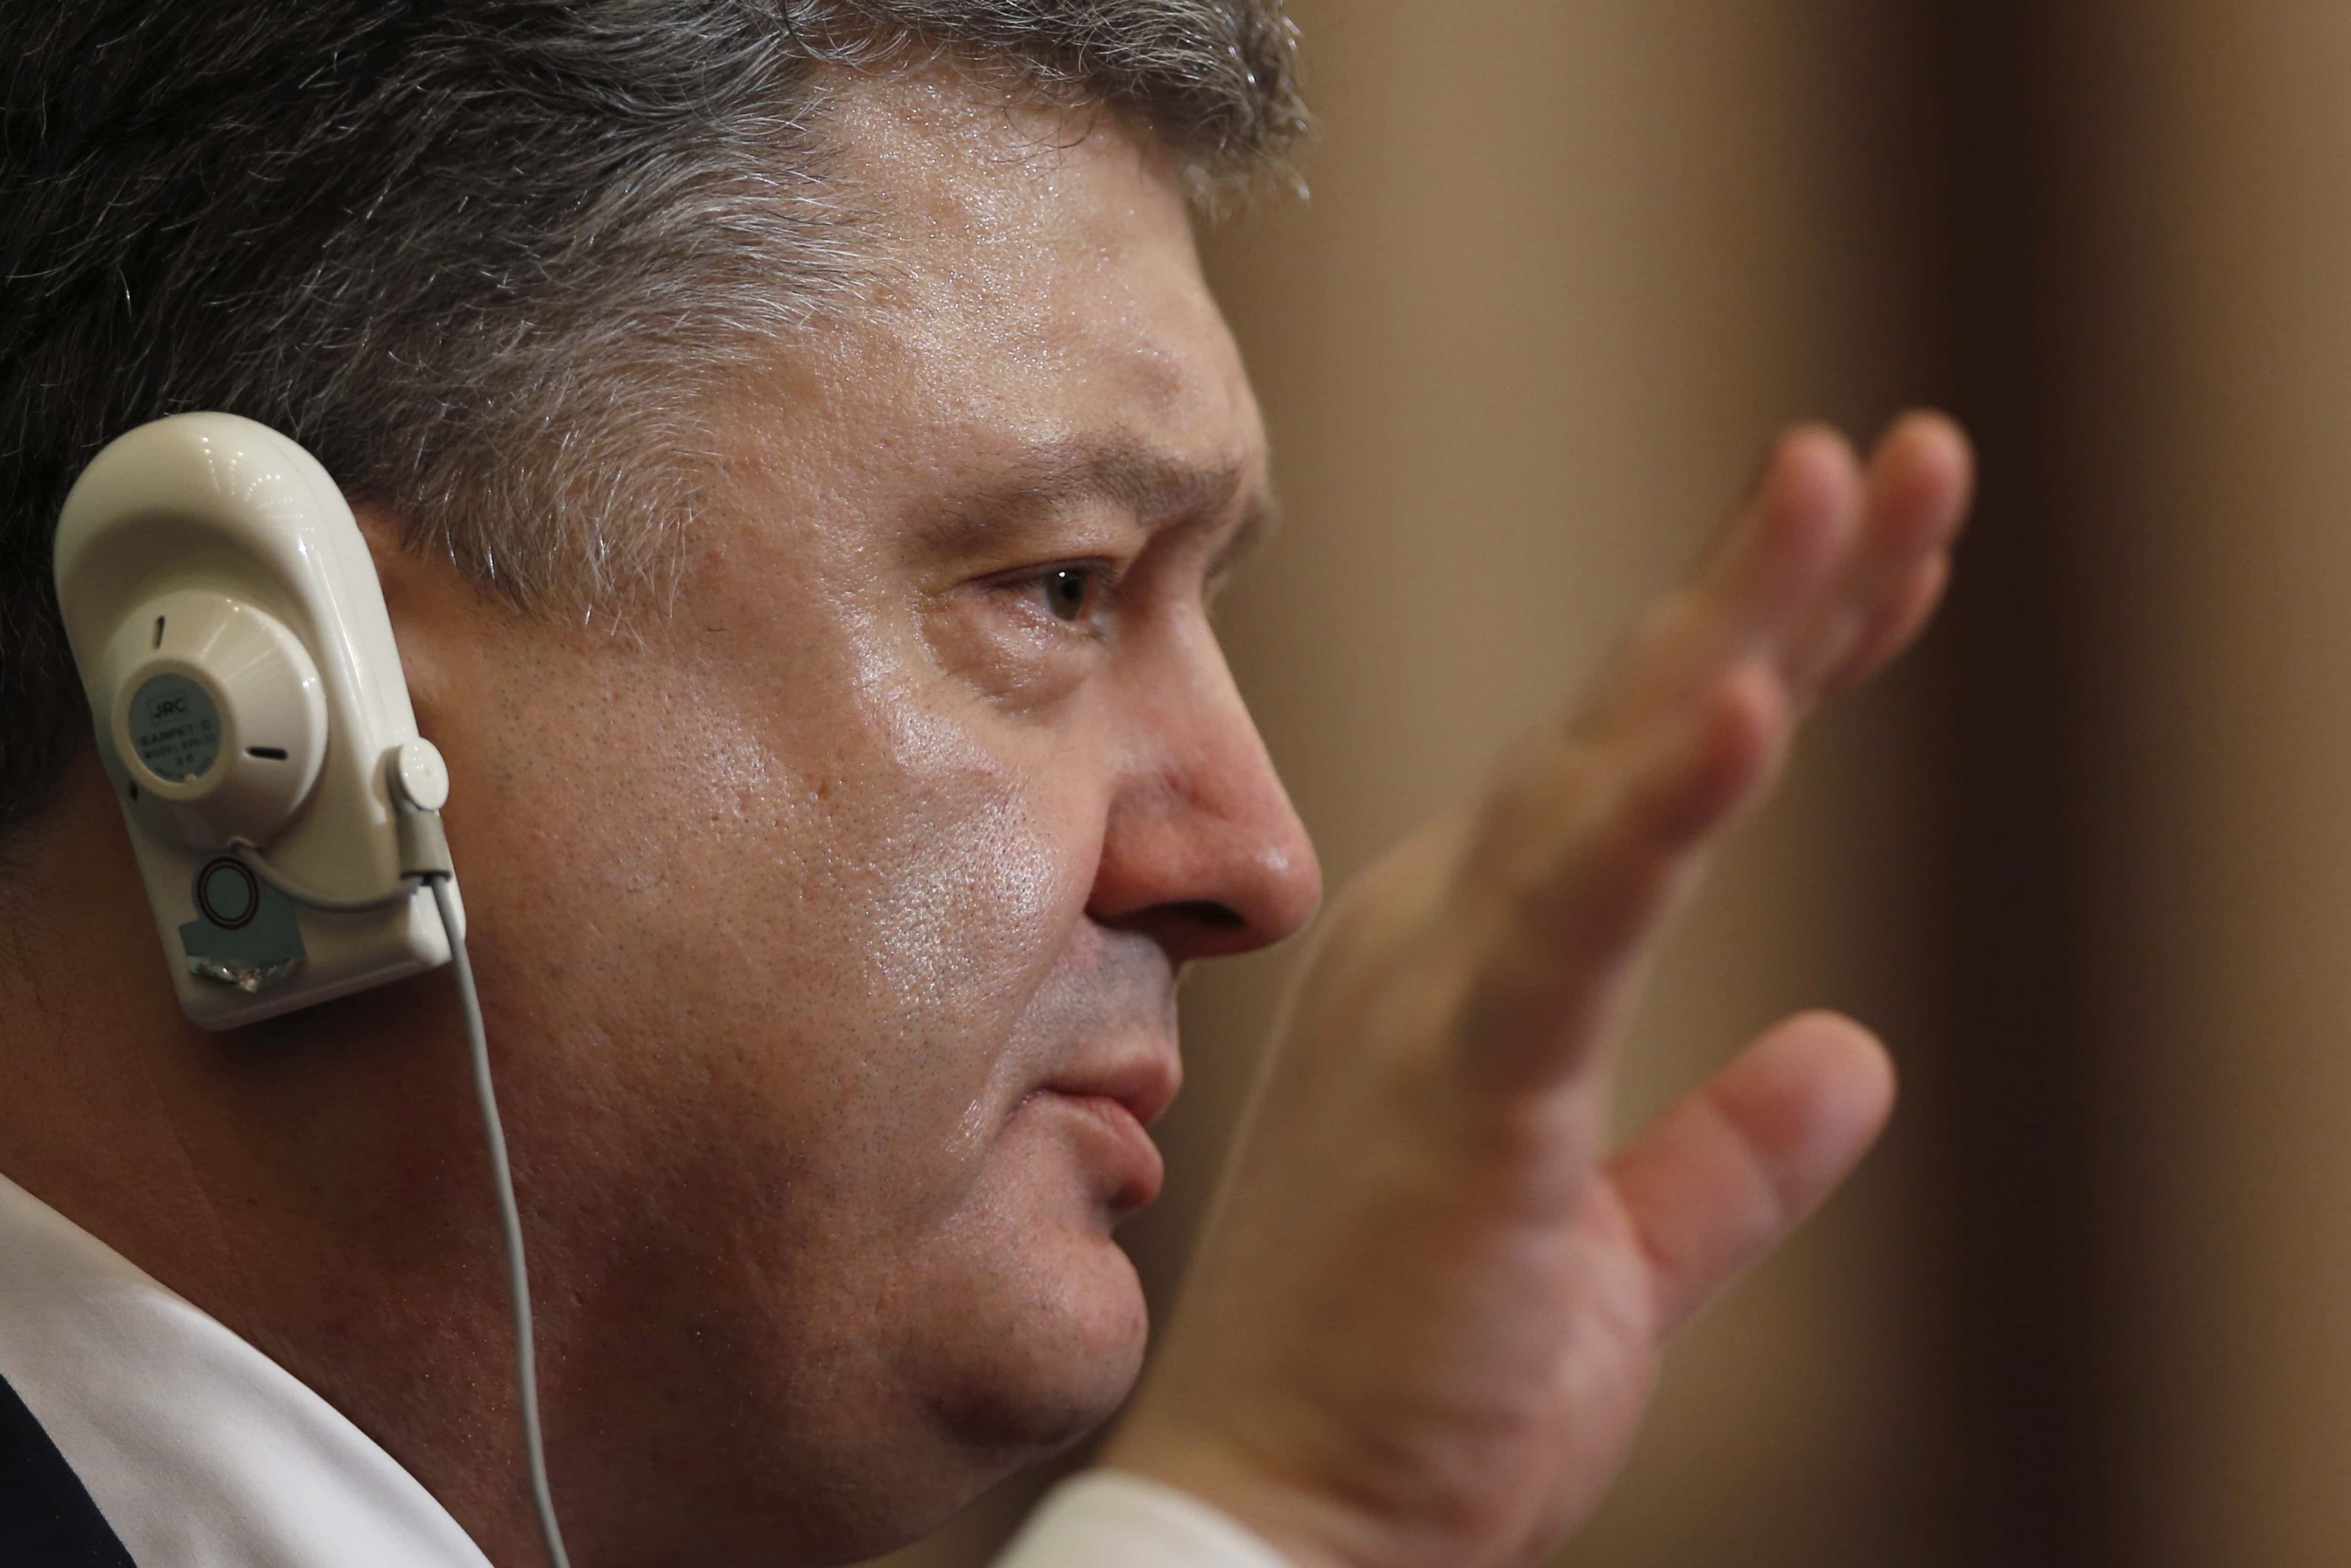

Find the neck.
xmin=0 ymin=749 xmax=545 ymax=1565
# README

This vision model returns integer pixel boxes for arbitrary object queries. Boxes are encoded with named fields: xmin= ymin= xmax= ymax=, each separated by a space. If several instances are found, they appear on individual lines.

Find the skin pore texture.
xmin=0 ymin=69 xmax=1317 ymax=1568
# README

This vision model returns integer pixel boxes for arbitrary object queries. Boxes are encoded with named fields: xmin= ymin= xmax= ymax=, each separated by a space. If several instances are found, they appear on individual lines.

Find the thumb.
xmin=1603 ymin=1011 xmax=1896 ymax=1334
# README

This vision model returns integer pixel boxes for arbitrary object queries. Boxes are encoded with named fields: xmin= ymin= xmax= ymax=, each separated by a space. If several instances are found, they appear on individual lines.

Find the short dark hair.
xmin=0 ymin=0 xmax=1308 ymax=842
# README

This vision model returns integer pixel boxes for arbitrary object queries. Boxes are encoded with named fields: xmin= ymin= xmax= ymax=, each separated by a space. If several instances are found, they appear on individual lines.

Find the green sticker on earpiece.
xmin=180 ymin=855 xmax=306 ymax=993
xmin=128 ymin=673 xmax=222 ymax=781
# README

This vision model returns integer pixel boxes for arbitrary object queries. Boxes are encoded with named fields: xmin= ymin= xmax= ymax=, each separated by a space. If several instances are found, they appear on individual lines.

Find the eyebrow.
xmin=917 ymin=436 xmax=1280 ymax=571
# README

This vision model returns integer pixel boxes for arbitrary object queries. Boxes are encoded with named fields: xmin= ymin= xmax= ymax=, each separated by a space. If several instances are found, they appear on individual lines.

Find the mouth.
xmin=1033 ymin=1051 xmax=1181 ymax=1213
xmin=1045 ymin=1051 xmax=1182 ymax=1130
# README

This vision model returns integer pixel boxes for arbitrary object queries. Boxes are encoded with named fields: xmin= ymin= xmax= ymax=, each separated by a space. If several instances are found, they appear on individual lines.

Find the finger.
xmin=1602 ymin=1011 xmax=1895 ymax=1335
xmin=1818 ymin=552 xmax=1949 ymax=695
xmin=1455 ymin=666 xmax=1788 ymax=1093
xmin=1790 ymin=411 xmax=1973 ymax=693
xmin=1688 ymin=422 xmax=1859 ymax=599
xmin=1575 ymin=428 xmax=1862 ymax=746
xmin=1855 ymin=410 xmax=1973 ymax=584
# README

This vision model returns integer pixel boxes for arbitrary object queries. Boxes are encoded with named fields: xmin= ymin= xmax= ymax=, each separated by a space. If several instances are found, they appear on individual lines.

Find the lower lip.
xmin=1039 ymin=1090 xmax=1165 ymax=1212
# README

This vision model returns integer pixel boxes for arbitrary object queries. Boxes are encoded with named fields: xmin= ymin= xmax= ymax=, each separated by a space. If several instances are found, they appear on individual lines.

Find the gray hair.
xmin=0 ymin=0 xmax=1308 ymax=841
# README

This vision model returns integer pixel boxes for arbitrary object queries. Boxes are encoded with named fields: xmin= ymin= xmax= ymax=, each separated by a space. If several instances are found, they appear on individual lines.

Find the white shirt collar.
xmin=0 ymin=1169 xmax=489 ymax=1568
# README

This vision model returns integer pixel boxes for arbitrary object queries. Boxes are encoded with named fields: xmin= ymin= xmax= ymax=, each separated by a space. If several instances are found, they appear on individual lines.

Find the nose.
xmin=1088 ymin=616 xmax=1322 ymax=964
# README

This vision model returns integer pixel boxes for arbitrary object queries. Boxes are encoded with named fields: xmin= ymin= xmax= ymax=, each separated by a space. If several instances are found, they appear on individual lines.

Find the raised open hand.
xmin=1104 ymin=414 xmax=1976 ymax=1568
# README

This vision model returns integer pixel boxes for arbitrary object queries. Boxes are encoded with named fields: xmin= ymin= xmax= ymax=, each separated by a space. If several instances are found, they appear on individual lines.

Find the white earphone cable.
xmin=431 ymin=872 xmax=574 ymax=1568
xmin=231 ymin=835 xmax=573 ymax=1568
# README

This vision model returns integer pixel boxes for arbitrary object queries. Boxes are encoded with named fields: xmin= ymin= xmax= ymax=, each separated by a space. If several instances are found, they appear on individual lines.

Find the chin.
xmin=938 ymin=1208 xmax=1152 ymax=1447
xmin=795 ymin=1220 xmax=1149 ymax=1561
xmin=910 ymin=1091 xmax=1162 ymax=1437
xmin=588 ymin=1224 xmax=1152 ymax=1568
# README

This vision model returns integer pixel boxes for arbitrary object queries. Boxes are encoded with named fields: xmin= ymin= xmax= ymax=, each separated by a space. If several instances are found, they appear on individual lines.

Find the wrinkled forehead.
xmin=821 ymin=63 xmax=1198 ymax=290
xmin=767 ymin=66 xmax=1263 ymax=474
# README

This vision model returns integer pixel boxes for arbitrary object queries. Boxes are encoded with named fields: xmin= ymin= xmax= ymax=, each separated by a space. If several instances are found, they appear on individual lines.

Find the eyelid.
xmin=974 ymin=554 xmax=1120 ymax=592
xmin=971 ymin=556 xmax=1123 ymax=633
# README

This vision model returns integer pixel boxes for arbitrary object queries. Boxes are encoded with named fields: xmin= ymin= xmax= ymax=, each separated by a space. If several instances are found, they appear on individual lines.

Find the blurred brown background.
xmin=887 ymin=1 xmax=2351 ymax=1563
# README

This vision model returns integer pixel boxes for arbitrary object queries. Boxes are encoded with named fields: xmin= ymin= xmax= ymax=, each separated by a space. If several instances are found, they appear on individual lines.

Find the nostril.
xmin=1104 ymin=899 xmax=1252 ymax=957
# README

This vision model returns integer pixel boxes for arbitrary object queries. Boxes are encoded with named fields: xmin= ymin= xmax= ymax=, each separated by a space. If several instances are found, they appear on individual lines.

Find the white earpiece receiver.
xmin=54 ymin=412 xmax=462 ymax=1028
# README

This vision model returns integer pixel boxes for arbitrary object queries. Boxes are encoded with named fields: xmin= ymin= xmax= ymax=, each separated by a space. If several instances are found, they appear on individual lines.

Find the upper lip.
xmin=1043 ymin=1047 xmax=1182 ymax=1128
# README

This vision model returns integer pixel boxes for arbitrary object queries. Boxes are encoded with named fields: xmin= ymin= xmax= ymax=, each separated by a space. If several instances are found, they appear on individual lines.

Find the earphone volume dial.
xmin=103 ymin=588 xmax=329 ymax=847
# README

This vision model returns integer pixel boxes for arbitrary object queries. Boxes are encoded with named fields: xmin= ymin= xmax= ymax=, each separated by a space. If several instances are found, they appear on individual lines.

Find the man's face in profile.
xmin=378 ymin=68 xmax=1321 ymax=1557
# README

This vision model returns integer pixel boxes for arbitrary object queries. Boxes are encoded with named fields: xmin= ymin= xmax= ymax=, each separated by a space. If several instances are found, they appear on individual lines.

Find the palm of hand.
xmin=1108 ymin=415 xmax=1975 ymax=1568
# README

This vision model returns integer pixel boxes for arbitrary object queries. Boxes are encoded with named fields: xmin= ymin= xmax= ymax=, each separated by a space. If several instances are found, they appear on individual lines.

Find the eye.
xmin=1039 ymin=566 xmax=1100 ymax=623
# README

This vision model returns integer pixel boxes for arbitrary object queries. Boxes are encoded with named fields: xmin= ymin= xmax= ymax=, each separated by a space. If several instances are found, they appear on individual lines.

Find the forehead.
xmin=736 ymin=67 xmax=1263 ymax=490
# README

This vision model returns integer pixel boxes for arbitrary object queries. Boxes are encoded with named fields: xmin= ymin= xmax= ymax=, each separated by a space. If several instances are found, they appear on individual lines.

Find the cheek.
xmin=465 ymin=659 xmax=1108 ymax=1226
xmin=854 ymin=700 xmax=1096 ymax=1029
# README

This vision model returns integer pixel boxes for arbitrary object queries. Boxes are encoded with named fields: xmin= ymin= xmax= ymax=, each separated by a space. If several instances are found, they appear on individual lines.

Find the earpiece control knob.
xmin=387 ymin=737 xmax=450 ymax=813
xmin=103 ymin=588 xmax=329 ymax=847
